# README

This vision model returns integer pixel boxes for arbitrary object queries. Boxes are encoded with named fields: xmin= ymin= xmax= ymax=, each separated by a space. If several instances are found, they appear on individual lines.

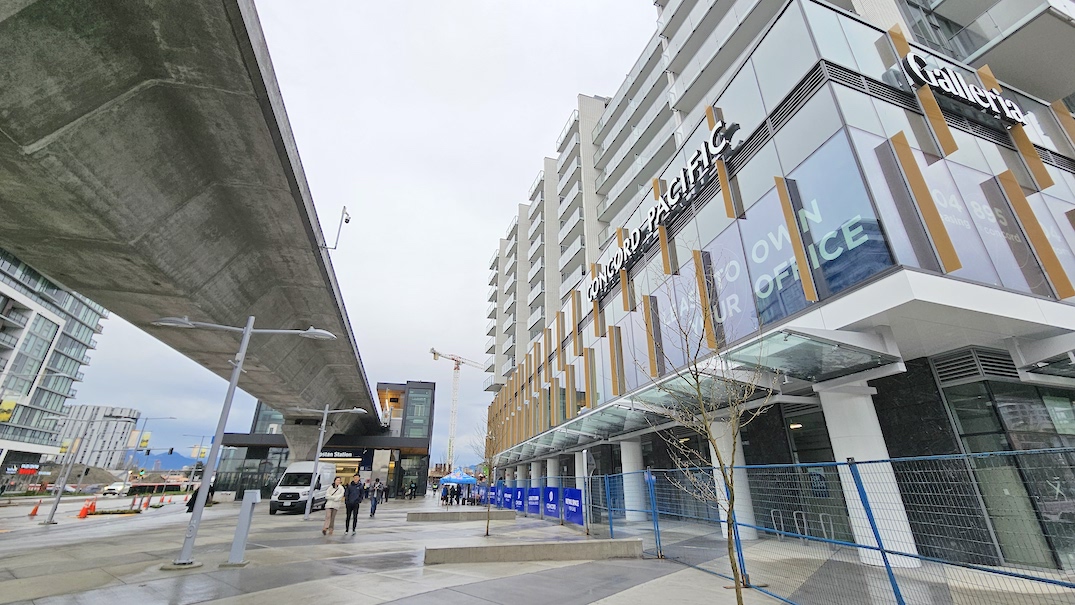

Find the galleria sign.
xmin=902 ymin=52 xmax=1028 ymax=126
xmin=585 ymin=117 xmax=741 ymax=301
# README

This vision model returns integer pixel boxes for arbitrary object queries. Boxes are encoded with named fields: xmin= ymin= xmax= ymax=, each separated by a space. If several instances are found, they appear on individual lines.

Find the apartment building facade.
xmin=51 ymin=404 xmax=141 ymax=470
xmin=0 ymin=249 xmax=107 ymax=484
xmin=484 ymin=0 xmax=1075 ymax=572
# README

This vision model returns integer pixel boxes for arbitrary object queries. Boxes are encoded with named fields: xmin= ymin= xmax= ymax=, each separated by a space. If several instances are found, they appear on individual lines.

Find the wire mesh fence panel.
xmin=586 ymin=449 xmax=1075 ymax=605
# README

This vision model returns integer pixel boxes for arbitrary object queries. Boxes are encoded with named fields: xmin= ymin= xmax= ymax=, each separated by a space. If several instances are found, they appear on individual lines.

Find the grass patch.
xmin=90 ymin=509 xmax=141 ymax=515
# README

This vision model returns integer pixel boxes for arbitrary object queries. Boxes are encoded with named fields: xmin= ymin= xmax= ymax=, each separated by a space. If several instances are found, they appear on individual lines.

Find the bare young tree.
xmin=471 ymin=420 xmax=499 ymax=537
xmin=630 ymin=255 xmax=775 ymax=604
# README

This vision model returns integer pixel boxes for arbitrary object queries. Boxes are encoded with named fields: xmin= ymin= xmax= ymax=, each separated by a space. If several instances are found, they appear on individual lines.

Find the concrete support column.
xmin=574 ymin=451 xmax=586 ymax=491
xmin=618 ymin=438 xmax=645 ymax=522
xmin=545 ymin=458 xmax=559 ymax=488
xmin=818 ymin=387 xmax=920 ymax=567
xmin=503 ymin=468 xmax=514 ymax=488
xmin=530 ymin=460 xmax=543 ymax=488
xmin=709 ymin=421 xmax=758 ymax=540
xmin=516 ymin=465 xmax=528 ymax=489
xmin=280 ymin=423 xmax=326 ymax=463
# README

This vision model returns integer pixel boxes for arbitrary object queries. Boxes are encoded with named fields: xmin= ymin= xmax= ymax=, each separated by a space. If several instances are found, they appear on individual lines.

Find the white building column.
xmin=574 ymin=451 xmax=586 ymax=490
xmin=618 ymin=438 xmax=646 ymax=522
xmin=709 ymin=421 xmax=758 ymax=540
xmin=530 ymin=460 xmax=543 ymax=488
xmin=545 ymin=458 xmax=559 ymax=488
xmin=516 ymin=464 xmax=528 ymax=487
xmin=818 ymin=386 xmax=920 ymax=567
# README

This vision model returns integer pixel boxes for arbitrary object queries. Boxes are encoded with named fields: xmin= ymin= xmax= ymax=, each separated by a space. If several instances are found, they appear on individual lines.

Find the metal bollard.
xmin=221 ymin=490 xmax=261 ymax=568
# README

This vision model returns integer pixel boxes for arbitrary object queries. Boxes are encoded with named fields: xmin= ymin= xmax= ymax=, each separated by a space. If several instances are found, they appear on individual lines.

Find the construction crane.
xmin=430 ymin=347 xmax=484 ymax=471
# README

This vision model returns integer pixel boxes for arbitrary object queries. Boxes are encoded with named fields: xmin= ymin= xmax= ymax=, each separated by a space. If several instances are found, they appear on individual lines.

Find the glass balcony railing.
xmin=945 ymin=0 xmax=1055 ymax=61
xmin=527 ymin=258 xmax=544 ymax=282
xmin=527 ymin=214 xmax=543 ymax=240
xmin=596 ymin=70 xmax=669 ymax=167
xmin=558 ymin=181 xmax=582 ymax=219
xmin=528 ymin=235 xmax=543 ymax=260
xmin=557 ymin=157 xmax=582 ymax=195
xmin=528 ymin=171 xmax=545 ymax=200
xmin=486 ymin=336 xmax=496 ymax=354
xmin=527 ymin=282 xmax=544 ymax=306
xmin=559 ymin=267 xmax=586 ymax=299
xmin=557 ymin=133 xmax=580 ymax=173
xmin=593 ymin=34 xmax=662 ymax=142
xmin=0 ymin=331 xmax=17 ymax=348
xmin=527 ymin=306 xmax=545 ymax=329
xmin=487 ymin=302 xmax=497 ymax=318
xmin=556 ymin=110 xmax=579 ymax=151
xmin=504 ymin=292 xmax=516 ymax=311
xmin=558 ymin=208 xmax=583 ymax=244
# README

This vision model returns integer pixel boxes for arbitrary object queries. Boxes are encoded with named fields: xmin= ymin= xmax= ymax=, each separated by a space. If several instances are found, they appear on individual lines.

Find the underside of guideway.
xmin=0 ymin=0 xmax=380 ymax=443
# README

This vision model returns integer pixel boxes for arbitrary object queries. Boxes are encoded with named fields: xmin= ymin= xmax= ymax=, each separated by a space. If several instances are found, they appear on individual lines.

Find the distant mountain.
xmin=138 ymin=451 xmax=199 ymax=471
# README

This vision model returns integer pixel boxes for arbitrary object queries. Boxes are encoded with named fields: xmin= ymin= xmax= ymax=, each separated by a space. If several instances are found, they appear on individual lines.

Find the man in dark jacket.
xmin=343 ymin=474 xmax=363 ymax=534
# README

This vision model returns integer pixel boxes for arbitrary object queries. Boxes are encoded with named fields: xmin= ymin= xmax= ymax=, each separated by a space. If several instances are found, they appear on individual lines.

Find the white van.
xmin=269 ymin=461 xmax=335 ymax=515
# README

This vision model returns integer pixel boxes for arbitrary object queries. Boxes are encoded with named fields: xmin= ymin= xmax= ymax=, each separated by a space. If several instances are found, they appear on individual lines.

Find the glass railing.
xmin=484 ymin=375 xmax=502 ymax=389
xmin=558 ymin=236 xmax=586 ymax=272
xmin=557 ymin=157 xmax=581 ymax=194
xmin=674 ymin=0 xmax=757 ymax=97
xmin=0 ymin=331 xmax=17 ymax=348
xmin=500 ymin=360 xmax=515 ymax=377
xmin=557 ymin=208 xmax=583 ymax=243
xmin=527 ymin=282 xmax=544 ymax=305
xmin=528 ymin=195 xmax=543 ymax=219
xmin=559 ymin=268 xmax=586 ymax=299
xmin=0 ymin=309 xmax=29 ymax=328
xmin=557 ymin=134 xmax=580 ymax=173
xmin=486 ymin=336 xmax=496 ymax=352
xmin=556 ymin=110 xmax=580 ymax=150
xmin=946 ymin=0 xmax=1050 ymax=61
xmin=504 ymin=292 xmax=516 ymax=310
xmin=527 ymin=307 xmax=545 ymax=329
xmin=528 ymin=171 xmax=545 ymax=200
xmin=489 ymin=251 xmax=499 ymax=270
xmin=487 ymin=302 xmax=496 ymax=317
xmin=594 ymin=34 xmax=662 ymax=141
xmin=603 ymin=96 xmax=671 ymax=182
xmin=527 ymin=258 xmax=544 ymax=282
xmin=597 ymin=68 xmax=668 ymax=165
xmin=528 ymin=235 xmax=543 ymax=260
xmin=506 ymin=216 xmax=518 ymax=238
xmin=665 ymin=0 xmax=722 ymax=63
xmin=503 ymin=334 xmax=515 ymax=352
xmin=558 ymin=181 xmax=582 ymax=218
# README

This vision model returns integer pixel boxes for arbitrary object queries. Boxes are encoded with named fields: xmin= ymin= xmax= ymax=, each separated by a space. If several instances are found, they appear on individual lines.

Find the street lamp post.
xmin=40 ymin=414 xmax=137 ymax=525
xmin=151 ymin=315 xmax=337 ymax=569
xmin=292 ymin=404 xmax=367 ymax=520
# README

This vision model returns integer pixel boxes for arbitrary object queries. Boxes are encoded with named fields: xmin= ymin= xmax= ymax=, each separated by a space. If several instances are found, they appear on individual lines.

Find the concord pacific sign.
xmin=902 ymin=52 xmax=1028 ymax=126
xmin=585 ymin=116 xmax=741 ymax=301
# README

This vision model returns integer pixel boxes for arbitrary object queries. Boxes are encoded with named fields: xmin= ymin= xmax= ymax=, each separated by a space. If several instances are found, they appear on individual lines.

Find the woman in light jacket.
xmin=322 ymin=477 xmax=345 ymax=535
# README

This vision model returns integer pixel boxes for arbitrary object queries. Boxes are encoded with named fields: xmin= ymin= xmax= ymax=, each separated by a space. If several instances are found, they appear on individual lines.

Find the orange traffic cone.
xmin=142 ymin=497 xmax=150 ymax=510
xmin=166 ymin=496 xmax=172 ymax=504
xmin=158 ymin=495 xmax=165 ymax=506
xmin=77 ymin=500 xmax=90 ymax=519
xmin=27 ymin=499 xmax=40 ymax=518
xmin=184 ymin=494 xmax=189 ymax=502
xmin=88 ymin=497 xmax=97 ymax=514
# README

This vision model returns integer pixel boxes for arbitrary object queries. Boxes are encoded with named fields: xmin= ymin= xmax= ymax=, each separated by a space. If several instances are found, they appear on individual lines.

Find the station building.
xmin=484 ymin=0 xmax=1075 ymax=572
xmin=220 ymin=381 xmax=435 ymax=498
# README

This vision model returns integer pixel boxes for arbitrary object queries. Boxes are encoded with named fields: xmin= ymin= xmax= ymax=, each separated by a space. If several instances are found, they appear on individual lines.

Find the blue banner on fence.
xmin=499 ymin=486 xmax=508 ymax=509
xmin=527 ymin=487 xmax=540 ymax=514
xmin=514 ymin=487 xmax=525 ymax=512
xmin=563 ymin=487 xmax=583 ymax=526
xmin=543 ymin=486 xmax=559 ymax=518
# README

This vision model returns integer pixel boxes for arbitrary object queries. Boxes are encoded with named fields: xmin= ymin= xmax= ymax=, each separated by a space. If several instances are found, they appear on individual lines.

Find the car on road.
xmin=101 ymin=482 xmax=131 ymax=496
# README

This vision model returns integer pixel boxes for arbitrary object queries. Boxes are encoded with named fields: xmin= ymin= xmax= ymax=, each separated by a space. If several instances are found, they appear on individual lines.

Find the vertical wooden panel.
xmin=552 ymin=376 xmax=561 ymax=427
xmin=1009 ymin=124 xmax=1055 ymax=190
xmin=716 ymin=158 xmax=736 ymax=218
xmin=555 ymin=311 xmax=565 ymax=372
xmin=641 ymin=294 xmax=659 ymax=378
xmin=887 ymin=25 xmax=910 ymax=56
xmin=593 ymin=298 xmax=605 ymax=337
xmin=620 ymin=268 xmax=633 ymax=311
xmin=774 ymin=177 xmax=819 ymax=302
xmin=609 ymin=326 xmax=624 ymax=397
xmin=658 ymin=225 xmax=678 ymax=275
xmin=691 ymin=249 xmax=720 ymax=348
xmin=565 ymin=364 xmax=576 ymax=420
xmin=1052 ymin=100 xmax=1075 ymax=147
xmin=544 ymin=327 xmax=553 ymax=380
xmin=998 ymin=170 xmax=1074 ymax=298
xmin=571 ymin=290 xmax=583 ymax=357
xmin=889 ymin=131 xmax=963 ymax=272
xmin=582 ymin=348 xmax=594 ymax=410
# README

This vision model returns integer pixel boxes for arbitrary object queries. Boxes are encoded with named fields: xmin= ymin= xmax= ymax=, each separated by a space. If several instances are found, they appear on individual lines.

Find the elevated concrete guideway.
xmin=0 ymin=0 xmax=380 ymax=453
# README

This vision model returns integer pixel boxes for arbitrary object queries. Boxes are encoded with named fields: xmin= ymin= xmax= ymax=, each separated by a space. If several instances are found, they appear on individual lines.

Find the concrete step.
xmin=406 ymin=510 xmax=517 ymax=522
xmin=424 ymin=538 xmax=643 ymax=564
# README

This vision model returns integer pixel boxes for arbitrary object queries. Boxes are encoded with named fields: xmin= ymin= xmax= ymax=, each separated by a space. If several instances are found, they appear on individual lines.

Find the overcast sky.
xmin=73 ymin=1 xmax=657 ymax=468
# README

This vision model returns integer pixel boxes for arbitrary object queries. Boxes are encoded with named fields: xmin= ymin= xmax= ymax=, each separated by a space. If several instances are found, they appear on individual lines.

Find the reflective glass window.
xmin=702 ymin=225 xmax=758 ymax=346
xmin=788 ymin=130 xmax=894 ymax=298
xmin=773 ymin=86 xmax=843 ymax=172
xmin=751 ymin=3 xmax=817 ymax=110
xmin=731 ymin=141 xmax=782 ymax=213
xmin=738 ymin=189 xmax=810 ymax=325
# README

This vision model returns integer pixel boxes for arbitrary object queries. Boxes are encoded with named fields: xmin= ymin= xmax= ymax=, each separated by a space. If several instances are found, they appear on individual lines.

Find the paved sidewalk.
xmin=0 ymin=494 xmax=761 ymax=604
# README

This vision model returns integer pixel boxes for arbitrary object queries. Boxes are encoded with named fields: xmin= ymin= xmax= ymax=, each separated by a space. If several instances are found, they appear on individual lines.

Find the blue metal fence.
xmin=495 ymin=449 xmax=1075 ymax=605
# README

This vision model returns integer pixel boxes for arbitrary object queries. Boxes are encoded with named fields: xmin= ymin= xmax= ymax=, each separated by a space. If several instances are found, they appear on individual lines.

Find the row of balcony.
xmin=558 ymin=236 xmax=586 ymax=273
xmin=528 ymin=234 xmax=543 ymax=261
xmin=598 ymin=122 xmax=677 ymax=222
xmin=593 ymin=33 xmax=663 ymax=143
xmin=528 ymin=171 xmax=545 ymax=201
xmin=527 ymin=211 xmax=543 ymax=240
xmin=558 ymin=181 xmax=582 ymax=220
xmin=555 ymin=110 xmax=580 ymax=152
xmin=595 ymin=67 xmax=669 ymax=170
xmin=486 ymin=336 xmax=496 ymax=355
xmin=527 ymin=306 xmax=545 ymax=330
xmin=559 ymin=267 xmax=586 ymax=300
xmin=527 ymin=280 xmax=544 ymax=306
xmin=558 ymin=207 xmax=584 ymax=244
xmin=0 ymin=331 xmax=17 ymax=349
xmin=527 ymin=257 xmax=544 ymax=283
xmin=488 ymin=251 xmax=499 ymax=270
xmin=484 ymin=374 xmax=504 ymax=392
xmin=0 ymin=309 xmax=29 ymax=329
xmin=556 ymin=132 xmax=580 ymax=174
xmin=557 ymin=156 xmax=582 ymax=196
xmin=599 ymin=97 xmax=673 ymax=190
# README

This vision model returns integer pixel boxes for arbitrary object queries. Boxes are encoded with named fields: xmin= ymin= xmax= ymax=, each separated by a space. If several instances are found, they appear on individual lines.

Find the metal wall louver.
xmin=932 ymin=348 xmax=1019 ymax=386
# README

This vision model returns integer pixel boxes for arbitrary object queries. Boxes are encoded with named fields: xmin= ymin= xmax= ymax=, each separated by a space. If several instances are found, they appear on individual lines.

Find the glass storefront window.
xmin=731 ymin=141 xmax=782 ymax=213
xmin=773 ymin=86 xmax=843 ymax=172
xmin=702 ymin=224 xmax=759 ymax=346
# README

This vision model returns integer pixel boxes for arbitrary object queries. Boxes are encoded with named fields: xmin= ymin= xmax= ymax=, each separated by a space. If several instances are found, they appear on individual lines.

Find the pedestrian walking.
xmin=369 ymin=478 xmax=385 ymax=517
xmin=322 ymin=477 xmax=344 ymax=535
xmin=408 ymin=481 xmax=417 ymax=499
xmin=344 ymin=474 xmax=363 ymax=534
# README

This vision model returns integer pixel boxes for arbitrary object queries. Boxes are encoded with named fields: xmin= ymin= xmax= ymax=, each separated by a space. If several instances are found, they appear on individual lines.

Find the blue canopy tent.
xmin=439 ymin=469 xmax=478 ymax=484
